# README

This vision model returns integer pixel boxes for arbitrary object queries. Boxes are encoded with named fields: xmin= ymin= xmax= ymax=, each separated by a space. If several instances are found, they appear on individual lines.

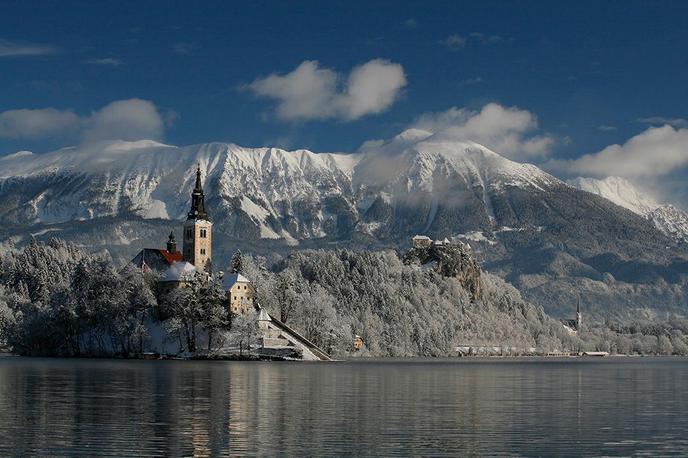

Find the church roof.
xmin=130 ymin=248 xmax=183 ymax=273
xmin=222 ymin=272 xmax=251 ymax=289
xmin=161 ymin=261 xmax=197 ymax=282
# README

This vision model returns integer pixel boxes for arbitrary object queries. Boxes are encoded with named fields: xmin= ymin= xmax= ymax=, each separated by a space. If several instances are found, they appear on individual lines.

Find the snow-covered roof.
xmin=257 ymin=308 xmax=271 ymax=321
xmin=161 ymin=261 xmax=197 ymax=282
xmin=222 ymin=272 xmax=251 ymax=289
xmin=413 ymin=235 xmax=431 ymax=240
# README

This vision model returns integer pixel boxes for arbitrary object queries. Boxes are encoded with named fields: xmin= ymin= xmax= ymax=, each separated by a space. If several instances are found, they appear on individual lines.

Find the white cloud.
xmin=81 ymin=99 xmax=164 ymax=144
xmin=438 ymin=34 xmax=466 ymax=51
xmin=0 ymin=108 xmax=80 ymax=138
xmin=458 ymin=76 xmax=484 ymax=87
xmin=547 ymin=125 xmax=688 ymax=178
xmin=410 ymin=103 xmax=555 ymax=160
xmin=246 ymin=59 xmax=406 ymax=122
xmin=0 ymin=99 xmax=165 ymax=144
xmin=0 ymin=38 xmax=59 ymax=57
xmin=86 ymin=57 xmax=122 ymax=66
xmin=470 ymin=32 xmax=501 ymax=44
xmin=636 ymin=117 xmax=688 ymax=129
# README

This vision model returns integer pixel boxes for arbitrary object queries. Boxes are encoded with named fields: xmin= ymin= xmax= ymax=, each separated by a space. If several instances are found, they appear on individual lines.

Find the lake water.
xmin=0 ymin=357 xmax=687 ymax=456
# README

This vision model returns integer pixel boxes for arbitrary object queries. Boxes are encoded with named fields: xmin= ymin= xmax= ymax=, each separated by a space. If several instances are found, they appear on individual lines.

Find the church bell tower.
xmin=183 ymin=164 xmax=212 ymax=272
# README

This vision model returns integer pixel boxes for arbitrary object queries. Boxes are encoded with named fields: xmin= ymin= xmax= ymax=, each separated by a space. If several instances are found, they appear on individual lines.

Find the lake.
xmin=0 ymin=357 xmax=687 ymax=456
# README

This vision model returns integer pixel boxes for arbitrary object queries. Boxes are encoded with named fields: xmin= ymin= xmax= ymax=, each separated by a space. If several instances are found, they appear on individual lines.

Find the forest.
xmin=1 ymin=238 xmax=688 ymax=358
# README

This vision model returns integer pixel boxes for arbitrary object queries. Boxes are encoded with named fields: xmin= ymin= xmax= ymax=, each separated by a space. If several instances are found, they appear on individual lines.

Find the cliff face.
xmin=403 ymin=242 xmax=482 ymax=300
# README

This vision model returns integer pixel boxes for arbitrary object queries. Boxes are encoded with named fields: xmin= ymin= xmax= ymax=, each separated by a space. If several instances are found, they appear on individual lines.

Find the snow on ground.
xmin=30 ymin=228 xmax=63 ymax=237
xmin=457 ymin=231 xmax=498 ymax=245
xmin=240 ymin=196 xmax=281 ymax=239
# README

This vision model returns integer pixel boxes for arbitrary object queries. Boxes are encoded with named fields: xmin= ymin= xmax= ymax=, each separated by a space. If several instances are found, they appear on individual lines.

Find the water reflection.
xmin=0 ymin=358 xmax=687 ymax=456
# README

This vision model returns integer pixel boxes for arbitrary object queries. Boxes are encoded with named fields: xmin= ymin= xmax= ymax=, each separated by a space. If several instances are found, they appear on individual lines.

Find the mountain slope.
xmin=569 ymin=176 xmax=688 ymax=245
xmin=568 ymin=176 xmax=659 ymax=215
xmin=2 ymin=133 xmax=688 ymax=319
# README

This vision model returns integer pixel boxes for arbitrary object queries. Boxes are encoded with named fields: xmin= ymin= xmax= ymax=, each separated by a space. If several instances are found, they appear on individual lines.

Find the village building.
xmin=353 ymin=335 xmax=364 ymax=351
xmin=412 ymin=235 xmax=432 ymax=248
xmin=412 ymin=234 xmax=456 ymax=249
xmin=223 ymin=272 xmax=255 ymax=315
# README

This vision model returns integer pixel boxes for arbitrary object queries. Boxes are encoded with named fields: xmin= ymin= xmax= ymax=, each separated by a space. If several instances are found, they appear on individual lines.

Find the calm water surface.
xmin=0 ymin=357 xmax=687 ymax=456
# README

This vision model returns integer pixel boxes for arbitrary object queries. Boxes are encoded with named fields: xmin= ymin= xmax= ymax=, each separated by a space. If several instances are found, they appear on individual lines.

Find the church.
xmin=130 ymin=165 xmax=226 ymax=294
xmin=129 ymin=165 xmax=331 ymax=360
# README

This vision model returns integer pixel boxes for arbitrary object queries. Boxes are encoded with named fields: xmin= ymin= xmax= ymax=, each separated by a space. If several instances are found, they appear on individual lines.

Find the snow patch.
xmin=30 ymin=227 xmax=63 ymax=237
xmin=142 ymin=199 xmax=169 ymax=219
xmin=457 ymin=231 xmax=497 ymax=245
xmin=240 ymin=196 xmax=280 ymax=239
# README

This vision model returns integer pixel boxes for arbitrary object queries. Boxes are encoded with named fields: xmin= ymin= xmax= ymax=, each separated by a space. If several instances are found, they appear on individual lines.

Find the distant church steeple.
xmin=183 ymin=165 xmax=212 ymax=272
xmin=576 ymin=297 xmax=582 ymax=331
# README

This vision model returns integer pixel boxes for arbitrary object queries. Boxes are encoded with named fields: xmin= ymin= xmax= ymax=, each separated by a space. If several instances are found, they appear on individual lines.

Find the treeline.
xmin=1 ymin=238 xmax=688 ymax=357
xmin=0 ymin=239 xmax=154 ymax=356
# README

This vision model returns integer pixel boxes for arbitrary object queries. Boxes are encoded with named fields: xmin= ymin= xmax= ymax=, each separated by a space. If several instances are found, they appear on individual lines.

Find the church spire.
xmin=167 ymin=231 xmax=177 ymax=253
xmin=187 ymin=164 xmax=209 ymax=221
xmin=194 ymin=163 xmax=203 ymax=191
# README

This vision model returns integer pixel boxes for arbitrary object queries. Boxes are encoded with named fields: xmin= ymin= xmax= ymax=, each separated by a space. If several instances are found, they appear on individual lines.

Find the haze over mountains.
xmin=1 ymin=130 xmax=687 ymax=320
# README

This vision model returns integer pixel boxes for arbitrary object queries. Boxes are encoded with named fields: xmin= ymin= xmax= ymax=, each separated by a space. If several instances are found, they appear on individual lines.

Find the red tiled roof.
xmin=159 ymin=249 xmax=183 ymax=265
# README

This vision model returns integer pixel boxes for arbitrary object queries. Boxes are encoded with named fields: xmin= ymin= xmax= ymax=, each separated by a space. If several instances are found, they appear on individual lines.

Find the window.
xmin=200 ymin=248 xmax=206 ymax=255
xmin=186 ymin=228 xmax=193 ymax=238
xmin=200 ymin=228 xmax=207 ymax=238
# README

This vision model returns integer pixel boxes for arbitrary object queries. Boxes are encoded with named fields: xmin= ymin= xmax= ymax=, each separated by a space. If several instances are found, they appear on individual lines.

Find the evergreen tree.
xmin=229 ymin=250 xmax=244 ymax=274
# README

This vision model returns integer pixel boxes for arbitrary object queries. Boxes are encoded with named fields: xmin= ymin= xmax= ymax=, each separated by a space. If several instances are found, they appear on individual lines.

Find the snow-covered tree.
xmin=229 ymin=250 xmax=244 ymax=274
xmin=226 ymin=313 xmax=260 ymax=355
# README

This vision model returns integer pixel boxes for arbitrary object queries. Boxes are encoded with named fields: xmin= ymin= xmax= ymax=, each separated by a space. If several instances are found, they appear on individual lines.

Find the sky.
xmin=1 ymin=1 xmax=687 ymax=202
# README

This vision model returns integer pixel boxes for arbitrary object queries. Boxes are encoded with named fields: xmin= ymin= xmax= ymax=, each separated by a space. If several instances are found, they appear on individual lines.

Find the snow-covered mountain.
xmin=568 ymin=176 xmax=688 ymax=244
xmin=647 ymin=205 xmax=688 ymax=244
xmin=2 ymin=131 xmax=688 ymax=319
xmin=0 ymin=130 xmax=561 ymax=241
xmin=568 ymin=176 xmax=659 ymax=216
xmin=0 ymin=140 xmax=360 ymax=241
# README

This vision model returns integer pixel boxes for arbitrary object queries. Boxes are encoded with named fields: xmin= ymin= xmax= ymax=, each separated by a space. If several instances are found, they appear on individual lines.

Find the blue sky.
xmin=1 ymin=1 xmax=687 ymax=200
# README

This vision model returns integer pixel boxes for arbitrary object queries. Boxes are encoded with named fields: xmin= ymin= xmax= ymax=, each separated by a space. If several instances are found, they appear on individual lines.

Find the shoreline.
xmin=1 ymin=350 xmax=684 ymax=361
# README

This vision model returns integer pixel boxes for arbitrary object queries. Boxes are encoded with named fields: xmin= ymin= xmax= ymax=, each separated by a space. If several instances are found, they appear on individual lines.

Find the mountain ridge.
xmin=1 ymin=134 xmax=687 ymax=320
xmin=568 ymin=176 xmax=688 ymax=244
